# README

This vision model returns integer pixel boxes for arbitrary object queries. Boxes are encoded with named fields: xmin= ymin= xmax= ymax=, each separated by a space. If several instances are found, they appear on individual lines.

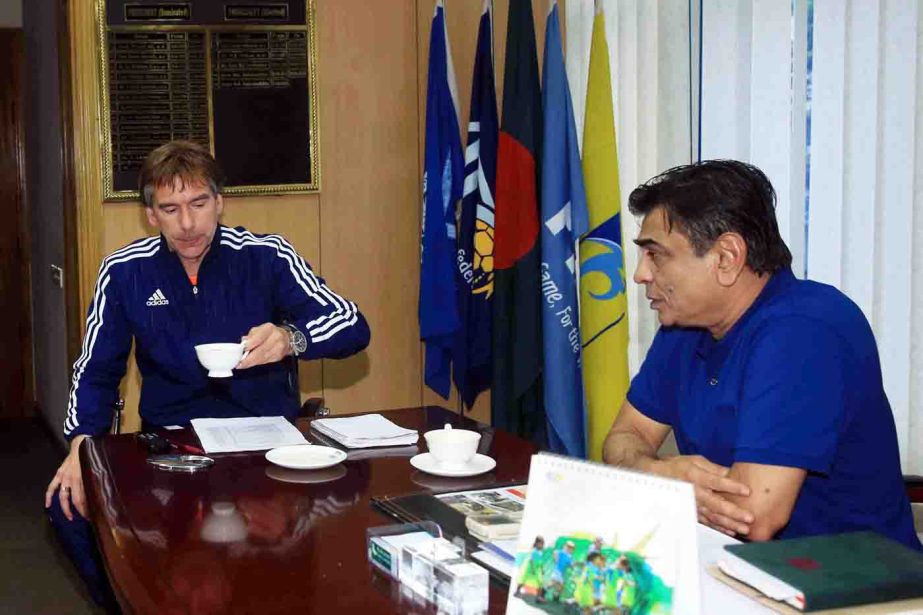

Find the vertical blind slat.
xmin=842 ymin=0 xmax=880 ymax=323
xmin=808 ymin=0 xmax=847 ymax=288
xmin=876 ymin=0 xmax=918 ymax=466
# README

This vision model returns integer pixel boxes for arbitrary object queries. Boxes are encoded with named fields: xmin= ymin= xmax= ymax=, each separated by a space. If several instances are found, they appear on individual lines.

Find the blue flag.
xmin=540 ymin=1 xmax=590 ymax=457
xmin=454 ymin=0 xmax=498 ymax=409
xmin=420 ymin=0 xmax=464 ymax=399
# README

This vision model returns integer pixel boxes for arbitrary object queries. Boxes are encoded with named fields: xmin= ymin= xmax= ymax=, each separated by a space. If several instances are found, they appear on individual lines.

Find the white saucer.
xmin=265 ymin=444 xmax=347 ymax=470
xmin=410 ymin=453 xmax=496 ymax=477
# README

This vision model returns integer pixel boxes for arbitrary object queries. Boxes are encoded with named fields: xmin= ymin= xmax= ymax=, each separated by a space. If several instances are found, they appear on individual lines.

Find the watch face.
xmin=290 ymin=327 xmax=308 ymax=355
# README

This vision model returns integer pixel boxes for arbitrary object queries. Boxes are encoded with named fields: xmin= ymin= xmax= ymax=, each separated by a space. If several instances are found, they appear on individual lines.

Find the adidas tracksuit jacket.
xmin=63 ymin=225 xmax=370 ymax=439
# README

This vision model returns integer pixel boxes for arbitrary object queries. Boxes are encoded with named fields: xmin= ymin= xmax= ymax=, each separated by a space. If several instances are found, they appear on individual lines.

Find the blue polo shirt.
xmin=628 ymin=268 xmax=921 ymax=550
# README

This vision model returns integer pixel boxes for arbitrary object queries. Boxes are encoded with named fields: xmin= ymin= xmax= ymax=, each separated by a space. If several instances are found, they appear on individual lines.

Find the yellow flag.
xmin=580 ymin=6 xmax=629 ymax=460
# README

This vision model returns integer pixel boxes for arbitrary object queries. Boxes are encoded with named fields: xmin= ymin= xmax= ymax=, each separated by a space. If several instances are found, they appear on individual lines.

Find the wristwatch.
xmin=282 ymin=324 xmax=308 ymax=356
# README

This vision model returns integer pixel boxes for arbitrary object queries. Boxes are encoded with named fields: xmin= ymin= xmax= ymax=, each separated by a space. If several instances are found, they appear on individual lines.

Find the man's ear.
xmin=144 ymin=206 xmax=158 ymax=229
xmin=216 ymin=193 xmax=224 ymax=216
xmin=713 ymin=232 xmax=748 ymax=287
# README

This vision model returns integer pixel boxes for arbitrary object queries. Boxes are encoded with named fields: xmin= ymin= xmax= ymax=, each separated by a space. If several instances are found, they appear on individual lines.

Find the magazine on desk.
xmin=506 ymin=453 xmax=700 ymax=615
xmin=436 ymin=485 xmax=528 ymax=518
xmin=437 ymin=485 xmax=527 ymax=541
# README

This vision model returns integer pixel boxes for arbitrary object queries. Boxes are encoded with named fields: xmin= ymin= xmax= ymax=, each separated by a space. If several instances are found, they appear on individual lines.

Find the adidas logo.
xmin=146 ymin=289 xmax=169 ymax=307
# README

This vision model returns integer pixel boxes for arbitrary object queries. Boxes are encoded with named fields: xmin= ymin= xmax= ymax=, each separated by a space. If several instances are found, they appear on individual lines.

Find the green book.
xmin=719 ymin=532 xmax=923 ymax=612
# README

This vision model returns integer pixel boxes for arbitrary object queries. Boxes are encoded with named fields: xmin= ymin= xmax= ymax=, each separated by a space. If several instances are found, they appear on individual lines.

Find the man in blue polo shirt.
xmin=603 ymin=160 xmax=920 ymax=550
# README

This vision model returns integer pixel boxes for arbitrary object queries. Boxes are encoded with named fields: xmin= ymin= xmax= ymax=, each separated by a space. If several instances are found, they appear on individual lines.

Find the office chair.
xmin=300 ymin=397 xmax=329 ymax=418
xmin=907 ymin=475 xmax=923 ymax=503
xmin=111 ymin=398 xmax=125 ymax=435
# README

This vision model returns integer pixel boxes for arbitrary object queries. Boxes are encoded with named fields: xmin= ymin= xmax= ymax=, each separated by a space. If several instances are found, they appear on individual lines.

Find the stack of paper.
xmin=310 ymin=428 xmax=418 ymax=459
xmin=190 ymin=416 xmax=307 ymax=453
xmin=471 ymin=540 xmax=516 ymax=578
xmin=466 ymin=514 xmax=521 ymax=541
xmin=310 ymin=414 xmax=419 ymax=449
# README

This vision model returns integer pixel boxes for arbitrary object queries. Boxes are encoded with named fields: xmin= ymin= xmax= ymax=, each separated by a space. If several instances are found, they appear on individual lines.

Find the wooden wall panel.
xmin=99 ymin=202 xmax=143 ymax=432
xmin=69 ymin=0 xmax=105 ymax=330
xmin=316 ymin=0 xmax=424 ymax=414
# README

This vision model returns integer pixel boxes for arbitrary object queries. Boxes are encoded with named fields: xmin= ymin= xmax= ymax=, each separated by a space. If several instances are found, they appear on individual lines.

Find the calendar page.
xmin=506 ymin=453 xmax=701 ymax=615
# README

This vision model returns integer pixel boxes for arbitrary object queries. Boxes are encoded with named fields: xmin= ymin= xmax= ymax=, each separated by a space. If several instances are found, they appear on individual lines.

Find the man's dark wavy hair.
xmin=627 ymin=160 xmax=792 ymax=275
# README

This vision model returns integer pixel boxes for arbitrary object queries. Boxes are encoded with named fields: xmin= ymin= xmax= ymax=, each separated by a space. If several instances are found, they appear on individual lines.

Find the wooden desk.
xmin=80 ymin=406 xmax=537 ymax=614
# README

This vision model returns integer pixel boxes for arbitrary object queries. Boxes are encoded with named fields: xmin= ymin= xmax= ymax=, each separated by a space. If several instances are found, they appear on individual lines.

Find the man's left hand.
xmin=650 ymin=455 xmax=754 ymax=537
xmin=236 ymin=323 xmax=291 ymax=369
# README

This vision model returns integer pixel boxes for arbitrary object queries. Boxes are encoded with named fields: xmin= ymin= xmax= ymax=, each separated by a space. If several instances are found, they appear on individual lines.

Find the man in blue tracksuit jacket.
xmin=43 ymin=141 xmax=370 ymax=610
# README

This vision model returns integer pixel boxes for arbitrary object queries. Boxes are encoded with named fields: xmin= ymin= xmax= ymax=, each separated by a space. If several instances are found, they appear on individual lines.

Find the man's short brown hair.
xmin=138 ymin=140 xmax=225 ymax=207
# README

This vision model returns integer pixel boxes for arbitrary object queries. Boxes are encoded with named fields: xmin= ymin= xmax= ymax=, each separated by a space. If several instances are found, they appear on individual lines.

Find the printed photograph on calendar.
xmin=506 ymin=454 xmax=700 ymax=615
xmin=512 ymin=532 xmax=672 ymax=614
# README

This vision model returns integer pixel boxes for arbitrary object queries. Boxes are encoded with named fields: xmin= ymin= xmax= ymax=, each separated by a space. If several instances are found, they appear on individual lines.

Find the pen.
xmin=168 ymin=440 xmax=205 ymax=455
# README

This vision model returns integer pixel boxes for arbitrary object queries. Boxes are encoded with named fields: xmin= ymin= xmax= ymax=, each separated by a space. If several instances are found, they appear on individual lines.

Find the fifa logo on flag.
xmin=457 ymin=220 xmax=494 ymax=297
xmin=471 ymin=220 xmax=494 ymax=296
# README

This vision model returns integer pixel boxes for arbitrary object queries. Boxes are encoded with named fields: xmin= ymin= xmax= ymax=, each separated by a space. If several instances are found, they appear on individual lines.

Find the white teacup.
xmin=194 ymin=342 xmax=248 ymax=378
xmin=423 ymin=424 xmax=481 ymax=468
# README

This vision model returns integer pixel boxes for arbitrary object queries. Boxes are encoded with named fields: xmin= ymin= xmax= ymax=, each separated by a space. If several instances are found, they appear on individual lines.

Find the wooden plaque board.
xmin=97 ymin=0 xmax=319 ymax=200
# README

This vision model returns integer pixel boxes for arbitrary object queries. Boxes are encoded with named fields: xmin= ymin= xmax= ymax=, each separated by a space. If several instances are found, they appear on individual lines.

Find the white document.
xmin=486 ymin=539 xmax=518 ymax=560
xmin=472 ymin=549 xmax=515 ymax=578
xmin=191 ymin=416 xmax=307 ymax=453
xmin=310 ymin=413 xmax=419 ymax=448
xmin=505 ymin=453 xmax=701 ymax=615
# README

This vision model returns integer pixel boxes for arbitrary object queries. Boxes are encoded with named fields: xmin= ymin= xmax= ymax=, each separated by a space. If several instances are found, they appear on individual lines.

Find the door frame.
xmin=57 ymin=0 xmax=83 ymax=367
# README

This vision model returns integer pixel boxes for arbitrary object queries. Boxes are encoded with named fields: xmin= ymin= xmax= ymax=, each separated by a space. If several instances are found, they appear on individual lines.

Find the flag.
xmin=492 ymin=0 xmax=545 ymax=445
xmin=420 ymin=0 xmax=464 ymax=399
xmin=454 ymin=0 xmax=498 ymax=409
xmin=540 ymin=1 xmax=589 ymax=457
xmin=580 ymin=3 xmax=630 ymax=460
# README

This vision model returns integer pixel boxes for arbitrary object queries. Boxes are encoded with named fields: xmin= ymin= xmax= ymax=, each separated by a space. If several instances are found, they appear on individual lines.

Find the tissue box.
xmin=433 ymin=558 xmax=489 ymax=615
xmin=399 ymin=537 xmax=463 ymax=601
xmin=367 ymin=521 xmax=441 ymax=580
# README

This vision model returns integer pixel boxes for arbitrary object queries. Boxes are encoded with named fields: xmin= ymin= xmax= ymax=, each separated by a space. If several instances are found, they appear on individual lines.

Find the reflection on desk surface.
xmin=80 ymin=407 xmax=538 ymax=614
xmin=265 ymin=464 xmax=348 ymax=485
xmin=409 ymin=470 xmax=498 ymax=492
xmin=87 ymin=438 xmax=370 ymax=554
